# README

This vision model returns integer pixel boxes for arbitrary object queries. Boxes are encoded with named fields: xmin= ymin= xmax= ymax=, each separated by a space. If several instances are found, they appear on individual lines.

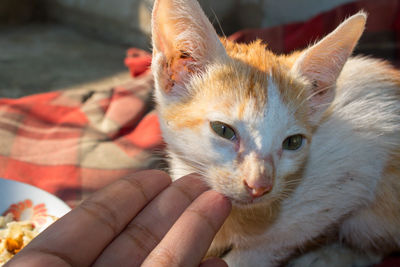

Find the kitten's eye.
xmin=210 ymin=121 xmax=236 ymax=141
xmin=282 ymin=134 xmax=304 ymax=150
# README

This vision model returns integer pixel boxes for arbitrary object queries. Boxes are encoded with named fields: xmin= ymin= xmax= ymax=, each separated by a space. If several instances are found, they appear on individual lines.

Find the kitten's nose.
xmin=243 ymin=179 xmax=272 ymax=198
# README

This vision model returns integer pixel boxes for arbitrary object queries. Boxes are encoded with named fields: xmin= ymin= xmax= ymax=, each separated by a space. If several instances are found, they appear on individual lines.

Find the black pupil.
xmin=290 ymin=137 xmax=298 ymax=146
xmin=210 ymin=121 xmax=235 ymax=141
xmin=288 ymin=136 xmax=302 ymax=149
xmin=221 ymin=125 xmax=226 ymax=135
xmin=290 ymin=137 xmax=297 ymax=145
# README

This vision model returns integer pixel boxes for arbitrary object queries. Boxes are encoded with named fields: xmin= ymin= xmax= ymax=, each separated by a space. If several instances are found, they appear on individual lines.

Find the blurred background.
xmin=0 ymin=0 xmax=398 ymax=98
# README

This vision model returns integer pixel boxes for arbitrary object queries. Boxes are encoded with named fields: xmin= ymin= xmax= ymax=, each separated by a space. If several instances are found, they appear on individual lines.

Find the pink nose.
xmin=243 ymin=180 xmax=273 ymax=198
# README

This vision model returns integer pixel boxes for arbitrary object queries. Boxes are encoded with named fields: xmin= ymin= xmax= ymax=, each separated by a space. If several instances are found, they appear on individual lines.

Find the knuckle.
xmin=79 ymin=199 xmax=120 ymax=236
xmin=173 ymin=182 xmax=196 ymax=203
xmin=125 ymin=221 xmax=161 ymax=254
xmin=186 ymin=208 xmax=218 ymax=233
xmin=120 ymin=176 xmax=150 ymax=203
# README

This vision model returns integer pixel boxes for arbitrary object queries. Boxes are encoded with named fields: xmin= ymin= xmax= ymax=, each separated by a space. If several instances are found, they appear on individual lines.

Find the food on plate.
xmin=0 ymin=213 xmax=39 ymax=265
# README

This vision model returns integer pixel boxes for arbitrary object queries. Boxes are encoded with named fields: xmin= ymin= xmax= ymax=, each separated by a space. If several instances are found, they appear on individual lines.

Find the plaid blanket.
xmin=1 ymin=0 xmax=400 ymax=264
xmin=0 ymin=49 xmax=160 ymax=207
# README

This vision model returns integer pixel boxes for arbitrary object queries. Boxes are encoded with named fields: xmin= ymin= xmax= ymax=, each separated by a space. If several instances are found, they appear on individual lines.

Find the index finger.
xmin=142 ymin=190 xmax=231 ymax=267
xmin=8 ymin=170 xmax=171 ymax=267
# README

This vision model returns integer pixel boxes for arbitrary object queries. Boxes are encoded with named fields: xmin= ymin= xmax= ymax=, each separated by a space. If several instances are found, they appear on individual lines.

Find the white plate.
xmin=0 ymin=178 xmax=71 ymax=231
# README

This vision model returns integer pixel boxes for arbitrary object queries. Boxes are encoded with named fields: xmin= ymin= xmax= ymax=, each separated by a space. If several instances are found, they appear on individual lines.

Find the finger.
xmin=93 ymin=174 xmax=209 ymax=267
xmin=142 ymin=190 xmax=231 ymax=267
xmin=200 ymin=258 xmax=229 ymax=267
xmin=8 ymin=170 xmax=171 ymax=267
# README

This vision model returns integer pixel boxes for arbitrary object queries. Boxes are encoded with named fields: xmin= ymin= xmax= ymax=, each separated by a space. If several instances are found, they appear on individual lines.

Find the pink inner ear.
xmin=162 ymin=52 xmax=197 ymax=93
xmin=151 ymin=0 xmax=228 ymax=95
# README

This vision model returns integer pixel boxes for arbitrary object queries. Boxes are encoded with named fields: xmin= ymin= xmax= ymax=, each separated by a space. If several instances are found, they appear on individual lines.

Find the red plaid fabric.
xmin=0 ymin=60 xmax=162 ymax=207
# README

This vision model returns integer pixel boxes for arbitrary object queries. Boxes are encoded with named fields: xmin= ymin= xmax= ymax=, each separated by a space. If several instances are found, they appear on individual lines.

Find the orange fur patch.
xmin=163 ymin=102 xmax=205 ymax=130
xmin=221 ymin=39 xmax=311 ymax=125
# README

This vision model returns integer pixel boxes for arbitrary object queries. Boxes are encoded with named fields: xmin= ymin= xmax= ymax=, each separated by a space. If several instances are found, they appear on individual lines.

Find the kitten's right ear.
xmin=151 ymin=0 xmax=227 ymax=97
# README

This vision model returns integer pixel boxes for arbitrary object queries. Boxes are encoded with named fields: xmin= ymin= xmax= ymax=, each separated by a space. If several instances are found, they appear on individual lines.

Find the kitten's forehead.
xmin=220 ymin=39 xmax=309 ymax=116
xmin=196 ymin=57 xmax=307 ymax=120
xmin=198 ymin=65 xmax=298 ymax=134
xmin=205 ymin=62 xmax=269 ymax=115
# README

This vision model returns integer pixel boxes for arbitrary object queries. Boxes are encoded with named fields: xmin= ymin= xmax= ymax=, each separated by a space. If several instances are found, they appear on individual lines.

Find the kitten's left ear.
xmin=292 ymin=12 xmax=366 ymax=124
xmin=151 ymin=0 xmax=227 ymax=98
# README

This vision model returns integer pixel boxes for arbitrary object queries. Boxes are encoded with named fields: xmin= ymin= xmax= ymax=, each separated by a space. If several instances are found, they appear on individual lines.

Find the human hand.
xmin=6 ymin=170 xmax=231 ymax=267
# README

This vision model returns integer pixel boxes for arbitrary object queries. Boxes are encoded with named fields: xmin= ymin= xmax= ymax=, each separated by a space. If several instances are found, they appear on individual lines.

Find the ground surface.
xmin=0 ymin=23 xmax=133 ymax=98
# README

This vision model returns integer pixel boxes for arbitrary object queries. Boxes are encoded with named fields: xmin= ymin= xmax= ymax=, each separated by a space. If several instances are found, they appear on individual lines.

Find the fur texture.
xmin=151 ymin=0 xmax=400 ymax=266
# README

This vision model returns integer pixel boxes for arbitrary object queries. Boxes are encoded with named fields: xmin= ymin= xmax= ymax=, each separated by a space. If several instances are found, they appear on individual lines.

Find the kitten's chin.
xmin=232 ymin=198 xmax=255 ymax=206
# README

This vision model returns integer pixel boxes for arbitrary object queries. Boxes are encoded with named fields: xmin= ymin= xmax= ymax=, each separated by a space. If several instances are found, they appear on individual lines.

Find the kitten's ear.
xmin=292 ymin=12 xmax=366 ymax=124
xmin=151 ymin=0 xmax=227 ymax=97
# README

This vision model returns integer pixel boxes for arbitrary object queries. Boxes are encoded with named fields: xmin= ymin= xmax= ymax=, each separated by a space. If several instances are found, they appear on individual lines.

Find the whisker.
xmin=209 ymin=7 xmax=226 ymax=38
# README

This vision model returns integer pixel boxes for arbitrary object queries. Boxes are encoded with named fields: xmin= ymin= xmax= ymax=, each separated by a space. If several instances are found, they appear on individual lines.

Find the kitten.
xmin=151 ymin=0 xmax=400 ymax=266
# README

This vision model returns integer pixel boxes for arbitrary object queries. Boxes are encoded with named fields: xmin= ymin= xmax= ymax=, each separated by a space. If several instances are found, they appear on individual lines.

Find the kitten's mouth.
xmin=227 ymin=188 xmax=278 ymax=206
xmin=231 ymin=196 xmax=263 ymax=206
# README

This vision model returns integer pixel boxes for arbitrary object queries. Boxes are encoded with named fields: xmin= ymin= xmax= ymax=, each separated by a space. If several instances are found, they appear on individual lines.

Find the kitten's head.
xmin=151 ymin=0 xmax=366 ymax=205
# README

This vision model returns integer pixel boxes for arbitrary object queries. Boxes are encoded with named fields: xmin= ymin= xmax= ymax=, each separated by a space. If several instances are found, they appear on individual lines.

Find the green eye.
xmin=210 ymin=121 xmax=236 ymax=141
xmin=282 ymin=134 xmax=304 ymax=150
